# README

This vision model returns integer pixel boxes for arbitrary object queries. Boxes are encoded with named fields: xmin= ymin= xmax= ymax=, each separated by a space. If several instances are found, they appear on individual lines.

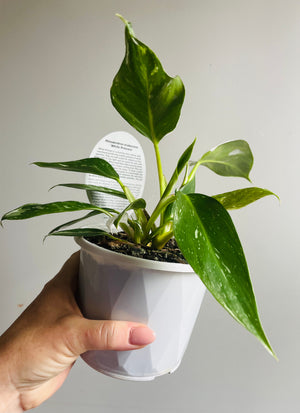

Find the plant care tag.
xmin=86 ymin=131 xmax=146 ymax=211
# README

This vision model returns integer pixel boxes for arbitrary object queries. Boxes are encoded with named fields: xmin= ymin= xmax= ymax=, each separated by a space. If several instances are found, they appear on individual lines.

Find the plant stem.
xmin=145 ymin=194 xmax=175 ymax=236
xmin=154 ymin=141 xmax=165 ymax=197
xmin=152 ymin=228 xmax=174 ymax=250
xmin=182 ymin=164 xmax=189 ymax=187
xmin=117 ymin=179 xmax=147 ymax=230
xmin=117 ymin=180 xmax=135 ymax=203
xmin=187 ymin=160 xmax=201 ymax=183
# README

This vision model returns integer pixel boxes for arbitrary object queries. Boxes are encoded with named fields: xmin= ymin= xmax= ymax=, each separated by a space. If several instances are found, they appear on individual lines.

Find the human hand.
xmin=0 ymin=252 xmax=155 ymax=412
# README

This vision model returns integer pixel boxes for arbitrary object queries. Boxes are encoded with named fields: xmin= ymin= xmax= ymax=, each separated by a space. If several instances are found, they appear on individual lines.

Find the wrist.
xmin=0 ymin=370 xmax=23 ymax=413
xmin=0 ymin=337 xmax=23 ymax=413
xmin=0 ymin=387 xmax=22 ymax=413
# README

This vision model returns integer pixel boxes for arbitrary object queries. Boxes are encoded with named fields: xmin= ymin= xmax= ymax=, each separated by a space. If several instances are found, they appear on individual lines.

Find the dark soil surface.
xmin=85 ymin=232 xmax=188 ymax=264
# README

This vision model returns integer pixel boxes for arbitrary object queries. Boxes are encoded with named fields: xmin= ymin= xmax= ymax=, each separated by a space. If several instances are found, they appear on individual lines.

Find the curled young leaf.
xmin=162 ymin=139 xmax=196 ymax=198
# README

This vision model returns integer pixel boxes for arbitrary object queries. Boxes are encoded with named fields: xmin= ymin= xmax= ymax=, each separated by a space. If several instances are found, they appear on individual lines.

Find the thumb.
xmin=69 ymin=318 xmax=156 ymax=356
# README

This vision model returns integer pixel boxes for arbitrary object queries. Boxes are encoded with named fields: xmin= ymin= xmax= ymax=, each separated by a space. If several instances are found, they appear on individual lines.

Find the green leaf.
xmin=197 ymin=140 xmax=253 ymax=181
xmin=111 ymin=15 xmax=185 ymax=142
xmin=114 ymin=198 xmax=146 ymax=228
xmin=50 ymin=183 xmax=127 ymax=199
xmin=46 ymin=211 xmax=102 ymax=238
xmin=34 ymin=158 xmax=119 ymax=180
xmin=49 ymin=228 xmax=110 ymax=237
xmin=213 ymin=187 xmax=279 ymax=209
xmin=1 ymin=201 xmax=117 ymax=221
xmin=173 ymin=191 xmax=275 ymax=357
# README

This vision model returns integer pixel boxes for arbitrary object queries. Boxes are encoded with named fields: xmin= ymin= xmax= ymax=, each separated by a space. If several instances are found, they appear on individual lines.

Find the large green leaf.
xmin=110 ymin=15 xmax=185 ymax=143
xmin=173 ymin=191 xmax=275 ymax=357
xmin=198 ymin=140 xmax=253 ymax=180
xmin=50 ymin=183 xmax=127 ymax=199
xmin=34 ymin=158 xmax=119 ymax=180
xmin=1 ymin=201 xmax=117 ymax=222
xmin=213 ymin=187 xmax=278 ymax=209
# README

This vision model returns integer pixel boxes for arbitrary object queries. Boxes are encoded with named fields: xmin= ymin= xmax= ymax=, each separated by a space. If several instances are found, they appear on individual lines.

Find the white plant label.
xmin=86 ymin=131 xmax=146 ymax=211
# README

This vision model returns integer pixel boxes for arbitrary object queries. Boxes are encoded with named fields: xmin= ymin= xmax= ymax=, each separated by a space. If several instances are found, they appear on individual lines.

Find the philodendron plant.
xmin=2 ymin=15 xmax=277 ymax=358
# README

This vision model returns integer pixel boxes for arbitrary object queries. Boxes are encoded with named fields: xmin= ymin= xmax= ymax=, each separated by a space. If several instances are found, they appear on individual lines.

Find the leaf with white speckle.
xmin=173 ymin=191 xmax=276 ymax=358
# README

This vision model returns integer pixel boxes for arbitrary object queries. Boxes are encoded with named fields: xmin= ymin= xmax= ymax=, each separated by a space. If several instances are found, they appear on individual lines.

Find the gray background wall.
xmin=0 ymin=0 xmax=299 ymax=412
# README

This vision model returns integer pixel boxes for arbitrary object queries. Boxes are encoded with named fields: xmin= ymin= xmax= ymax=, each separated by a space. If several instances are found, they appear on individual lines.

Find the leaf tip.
xmin=115 ymin=13 xmax=134 ymax=35
xmin=256 ymin=323 xmax=278 ymax=360
xmin=261 ymin=188 xmax=280 ymax=204
xmin=273 ymin=192 xmax=281 ymax=203
xmin=115 ymin=13 xmax=126 ymax=23
xmin=190 ymin=137 xmax=197 ymax=150
xmin=265 ymin=342 xmax=278 ymax=361
xmin=0 ymin=212 xmax=8 ymax=225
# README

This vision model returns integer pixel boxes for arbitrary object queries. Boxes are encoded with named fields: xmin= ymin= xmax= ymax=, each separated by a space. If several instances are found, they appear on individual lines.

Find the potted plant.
xmin=1 ymin=15 xmax=277 ymax=380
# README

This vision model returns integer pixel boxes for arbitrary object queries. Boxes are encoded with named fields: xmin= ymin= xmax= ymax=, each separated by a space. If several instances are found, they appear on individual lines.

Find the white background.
xmin=0 ymin=1 xmax=299 ymax=412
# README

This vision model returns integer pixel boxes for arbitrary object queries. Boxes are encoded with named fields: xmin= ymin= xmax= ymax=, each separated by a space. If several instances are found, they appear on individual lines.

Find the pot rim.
xmin=75 ymin=236 xmax=195 ymax=273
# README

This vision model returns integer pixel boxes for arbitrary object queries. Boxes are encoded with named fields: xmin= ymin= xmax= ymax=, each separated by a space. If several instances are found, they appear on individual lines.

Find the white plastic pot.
xmin=75 ymin=236 xmax=206 ymax=381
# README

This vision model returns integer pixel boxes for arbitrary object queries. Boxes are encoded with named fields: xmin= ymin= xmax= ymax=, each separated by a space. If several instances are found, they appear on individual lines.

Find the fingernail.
xmin=129 ymin=326 xmax=156 ymax=346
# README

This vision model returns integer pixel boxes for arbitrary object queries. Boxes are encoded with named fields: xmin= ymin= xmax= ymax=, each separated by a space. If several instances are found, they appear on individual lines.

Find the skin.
xmin=0 ymin=252 xmax=155 ymax=412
